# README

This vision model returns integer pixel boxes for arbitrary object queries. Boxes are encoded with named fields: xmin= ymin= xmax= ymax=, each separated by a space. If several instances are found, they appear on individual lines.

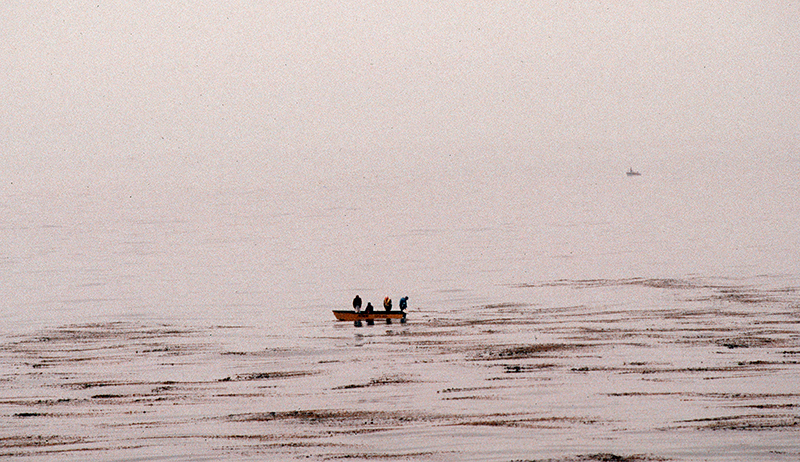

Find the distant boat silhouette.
xmin=626 ymin=168 xmax=641 ymax=176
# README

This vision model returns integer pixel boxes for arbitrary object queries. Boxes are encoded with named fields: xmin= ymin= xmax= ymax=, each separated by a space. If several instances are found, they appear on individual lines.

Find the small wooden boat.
xmin=333 ymin=310 xmax=406 ymax=322
xmin=626 ymin=168 xmax=641 ymax=176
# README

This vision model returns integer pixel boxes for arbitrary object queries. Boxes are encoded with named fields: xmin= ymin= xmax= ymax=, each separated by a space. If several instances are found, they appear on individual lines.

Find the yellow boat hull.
xmin=333 ymin=310 xmax=406 ymax=321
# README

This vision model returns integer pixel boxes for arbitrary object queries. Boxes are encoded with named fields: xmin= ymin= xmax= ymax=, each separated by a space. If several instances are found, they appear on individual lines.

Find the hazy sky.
xmin=2 ymin=1 xmax=798 ymax=189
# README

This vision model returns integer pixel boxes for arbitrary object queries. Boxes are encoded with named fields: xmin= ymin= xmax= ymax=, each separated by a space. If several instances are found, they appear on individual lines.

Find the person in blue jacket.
xmin=398 ymin=296 xmax=408 ymax=323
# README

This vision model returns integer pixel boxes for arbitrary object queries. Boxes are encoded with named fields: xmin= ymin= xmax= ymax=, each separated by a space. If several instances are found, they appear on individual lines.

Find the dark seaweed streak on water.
xmin=1 ymin=278 xmax=800 ymax=460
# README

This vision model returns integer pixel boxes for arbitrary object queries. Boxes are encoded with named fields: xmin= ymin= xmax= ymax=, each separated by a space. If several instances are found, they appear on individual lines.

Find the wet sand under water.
xmin=2 ymin=277 xmax=800 ymax=461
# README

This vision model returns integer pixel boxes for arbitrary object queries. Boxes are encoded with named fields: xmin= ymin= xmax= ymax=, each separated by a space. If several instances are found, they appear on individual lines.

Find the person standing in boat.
xmin=364 ymin=302 xmax=374 ymax=325
xmin=383 ymin=297 xmax=392 ymax=311
xmin=352 ymin=295 xmax=364 ymax=327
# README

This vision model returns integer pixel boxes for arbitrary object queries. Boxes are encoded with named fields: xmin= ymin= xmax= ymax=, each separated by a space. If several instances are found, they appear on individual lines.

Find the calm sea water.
xmin=2 ymin=152 xmax=800 ymax=461
xmin=2 ymin=153 xmax=798 ymax=335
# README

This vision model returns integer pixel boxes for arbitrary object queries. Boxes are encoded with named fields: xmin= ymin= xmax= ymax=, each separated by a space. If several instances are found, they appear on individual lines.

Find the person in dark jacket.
xmin=364 ymin=302 xmax=374 ymax=325
xmin=399 ymin=296 xmax=408 ymax=323
xmin=353 ymin=295 xmax=362 ymax=312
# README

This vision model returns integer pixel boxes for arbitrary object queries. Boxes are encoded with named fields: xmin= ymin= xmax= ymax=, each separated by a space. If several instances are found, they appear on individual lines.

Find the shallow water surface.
xmin=2 ymin=276 xmax=799 ymax=461
xmin=2 ymin=161 xmax=800 ymax=460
